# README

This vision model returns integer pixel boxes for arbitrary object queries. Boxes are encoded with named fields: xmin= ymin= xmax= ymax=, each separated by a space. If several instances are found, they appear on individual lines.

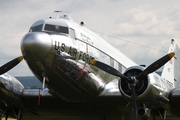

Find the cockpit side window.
xmin=44 ymin=24 xmax=69 ymax=34
xmin=29 ymin=24 xmax=43 ymax=32
xmin=69 ymin=28 xmax=76 ymax=39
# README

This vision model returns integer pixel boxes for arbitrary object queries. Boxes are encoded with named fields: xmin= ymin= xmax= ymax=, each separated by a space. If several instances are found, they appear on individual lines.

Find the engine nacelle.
xmin=0 ymin=73 xmax=24 ymax=108
xmin=118 ymin=66 xmax=170 ymax=109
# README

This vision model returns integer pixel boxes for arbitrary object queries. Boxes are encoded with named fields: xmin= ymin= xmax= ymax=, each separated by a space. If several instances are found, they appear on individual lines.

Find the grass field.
xmin=2 ymin=118 xmax=15 ymax=120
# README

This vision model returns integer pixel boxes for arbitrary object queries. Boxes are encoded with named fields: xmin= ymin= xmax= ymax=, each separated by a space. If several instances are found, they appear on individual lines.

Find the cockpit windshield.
xmin=29 ymin=24 xmax=43 ymax=32
xmin=44 ymin=24 xmax=69 ymax=34
xmin=29 ymin=23 xmax=69 ymax=35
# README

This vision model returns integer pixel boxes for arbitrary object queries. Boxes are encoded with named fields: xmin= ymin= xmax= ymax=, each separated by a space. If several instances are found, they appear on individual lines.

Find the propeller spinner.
xmin=90 ymin=52 xmax=175 ymax=120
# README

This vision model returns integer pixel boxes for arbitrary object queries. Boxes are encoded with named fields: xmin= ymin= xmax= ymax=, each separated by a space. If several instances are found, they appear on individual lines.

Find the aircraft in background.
xmin=0 ymin=12 xmax=180 ymax=120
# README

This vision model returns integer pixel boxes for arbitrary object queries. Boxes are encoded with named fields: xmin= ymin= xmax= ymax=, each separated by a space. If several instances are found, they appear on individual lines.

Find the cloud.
xmin=0 ymin=1 xmax=180 ymax=76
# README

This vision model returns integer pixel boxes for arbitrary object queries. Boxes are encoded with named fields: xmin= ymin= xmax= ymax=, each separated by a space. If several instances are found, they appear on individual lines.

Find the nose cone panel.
xmin=21 ymin=32 xmax=52 ymax=60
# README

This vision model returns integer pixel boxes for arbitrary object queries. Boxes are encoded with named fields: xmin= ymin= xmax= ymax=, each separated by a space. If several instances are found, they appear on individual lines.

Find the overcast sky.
xmin=0 ymin=0 xmax=180 ymax=76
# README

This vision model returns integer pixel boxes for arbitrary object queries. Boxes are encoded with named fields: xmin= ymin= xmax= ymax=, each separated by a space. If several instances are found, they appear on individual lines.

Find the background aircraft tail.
xmin=161 ymin=39 xmax=180 ymax=88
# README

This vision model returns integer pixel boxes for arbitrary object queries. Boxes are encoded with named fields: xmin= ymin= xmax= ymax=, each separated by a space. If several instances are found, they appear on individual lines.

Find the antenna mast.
xmin=54 ymin=11 xmax=62 ymax=18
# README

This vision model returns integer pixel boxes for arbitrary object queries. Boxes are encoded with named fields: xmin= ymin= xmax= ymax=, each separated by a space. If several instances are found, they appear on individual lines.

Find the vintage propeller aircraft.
xmin=0 ymin=12 xmax=180 ymax=120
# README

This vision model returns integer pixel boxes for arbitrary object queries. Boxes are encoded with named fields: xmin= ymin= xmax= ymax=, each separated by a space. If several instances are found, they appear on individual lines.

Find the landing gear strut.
xmin=0 ymin=108 xmax=22 ymax=120
xmin=158 ymin=109 xmax=166 ymax=120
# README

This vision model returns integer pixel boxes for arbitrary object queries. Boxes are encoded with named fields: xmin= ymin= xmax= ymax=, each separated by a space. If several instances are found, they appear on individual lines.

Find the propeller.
xmin=130 ymin=85 xmax=137 ymax=120
xmin=0 ymin=56 xmax=23 ymax=75
xmin=90 ymin=59 xmax=127 ymax=80
xmin=136 ymin=52 xmax=175 ymax=79
xmin=90 ymin=52 xmax=175 ymax=120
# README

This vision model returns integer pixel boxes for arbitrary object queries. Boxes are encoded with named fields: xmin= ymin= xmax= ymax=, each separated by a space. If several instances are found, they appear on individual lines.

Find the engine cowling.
xmin=118 ymin=66 xmax=170 ymax=109
xmin=119 ymin=66 xmax=149 ymax=98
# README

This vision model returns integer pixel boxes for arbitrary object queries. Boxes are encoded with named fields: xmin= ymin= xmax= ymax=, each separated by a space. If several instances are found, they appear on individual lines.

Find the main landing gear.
xmin=0 ymin=108 xmax=22 ymax=120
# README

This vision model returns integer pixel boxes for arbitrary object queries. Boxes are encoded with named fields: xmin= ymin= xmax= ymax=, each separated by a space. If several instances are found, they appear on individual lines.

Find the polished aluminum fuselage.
xmin=21 ymin=16 xmax=137 ymax=102
xmin=21 ymin=16 xmax=172 ymax=109
xmin=21 ymin=15 xmax=173 ymax=105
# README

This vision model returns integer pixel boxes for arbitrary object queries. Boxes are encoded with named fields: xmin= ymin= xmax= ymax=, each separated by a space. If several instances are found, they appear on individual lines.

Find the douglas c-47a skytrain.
xmin=0 ymin=12 xmax=180 ymax=120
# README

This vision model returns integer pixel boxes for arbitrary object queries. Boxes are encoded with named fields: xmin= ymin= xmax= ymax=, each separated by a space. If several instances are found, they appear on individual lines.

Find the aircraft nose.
xmin=21 ymin=32 xmax=52 ymax=61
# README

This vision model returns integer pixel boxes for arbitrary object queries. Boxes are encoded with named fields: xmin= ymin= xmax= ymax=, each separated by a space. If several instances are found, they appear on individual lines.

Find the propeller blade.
xmin=130 ymin=85 xmax=137 ymax=120
xmin=90 ymin=59 xmax=127 ymax=80
xmin=136 ymin=52 xmax=175 ymax=79
xmin=0 ymin=56 xmax=23 ymax=75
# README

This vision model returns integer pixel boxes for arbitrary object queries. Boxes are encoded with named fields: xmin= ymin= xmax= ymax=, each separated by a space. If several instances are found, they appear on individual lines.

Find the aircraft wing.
xmin=20 ymin=82 xmax=128 ymax=119
xmin=17 ymin=80 xmax=180 ymax=120
xmin=0 ymin=73 xmax=180 ymax=120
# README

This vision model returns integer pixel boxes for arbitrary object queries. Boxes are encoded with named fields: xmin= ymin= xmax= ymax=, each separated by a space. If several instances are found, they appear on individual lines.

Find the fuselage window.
xmin=110 ymin=57 xmax=114 ymax=67
xmin=118 ymin=63 xmax=123 ymax=73
xmin=70 ymin=28 xmax=76 ymax=39
xmin=44 ymin=24 xmax=69 ymax=34
xmin=29 ymin=24 xmax=43 ymax=32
